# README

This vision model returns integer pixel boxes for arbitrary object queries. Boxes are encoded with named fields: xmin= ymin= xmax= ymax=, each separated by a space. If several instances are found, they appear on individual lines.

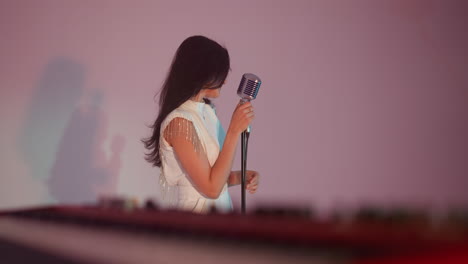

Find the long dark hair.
xmin=143 ymin=35 xmax=230 ymax=167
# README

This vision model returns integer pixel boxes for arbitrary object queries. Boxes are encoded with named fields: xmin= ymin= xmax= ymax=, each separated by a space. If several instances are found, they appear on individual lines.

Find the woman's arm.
xmin=167 ymin=102 xmax=254 ymax=199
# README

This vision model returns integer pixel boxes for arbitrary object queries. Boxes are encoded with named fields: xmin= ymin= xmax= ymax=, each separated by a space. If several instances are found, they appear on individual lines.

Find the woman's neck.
xmin=191 ymin=94 xmax=205 ymax=102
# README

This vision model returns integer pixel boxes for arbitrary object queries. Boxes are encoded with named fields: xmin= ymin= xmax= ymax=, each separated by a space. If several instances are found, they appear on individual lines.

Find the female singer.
xmin=143 ymin=35 xmax=259 ymax=213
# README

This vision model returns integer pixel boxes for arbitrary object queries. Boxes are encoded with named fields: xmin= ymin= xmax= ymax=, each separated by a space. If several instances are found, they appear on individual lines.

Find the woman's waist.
xmin=176 ymin=183 xmax=227 ymax=199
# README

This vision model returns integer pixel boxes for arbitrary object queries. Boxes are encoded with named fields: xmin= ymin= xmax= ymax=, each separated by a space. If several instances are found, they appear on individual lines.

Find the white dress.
xmin=159 ymin=100 xmax=233 ymax=213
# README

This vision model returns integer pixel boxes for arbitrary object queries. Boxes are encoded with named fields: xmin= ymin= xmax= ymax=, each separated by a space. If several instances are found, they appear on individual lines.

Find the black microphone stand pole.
xmin=241 ymin=128 xmax=250 ymax=214
xmin=237 ymin=73 xmax=261 ymax=214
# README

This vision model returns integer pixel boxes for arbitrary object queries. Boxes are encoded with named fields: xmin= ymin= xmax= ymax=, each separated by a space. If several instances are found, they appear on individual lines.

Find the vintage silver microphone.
xmin=237 ymin=73 xmax=262 ymax=133
xmin=236 ymin=73 xmax=262 ymax=214
xmin=237 ymin=73 xmax=262 ymax=102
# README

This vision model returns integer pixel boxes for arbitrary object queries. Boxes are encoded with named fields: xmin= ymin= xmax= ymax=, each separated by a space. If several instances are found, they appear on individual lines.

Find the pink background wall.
xmin=1 ymin=0 xmax=467 ymax=213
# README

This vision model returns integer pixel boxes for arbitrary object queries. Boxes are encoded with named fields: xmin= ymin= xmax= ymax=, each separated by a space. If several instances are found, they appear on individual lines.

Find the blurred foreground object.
xmin=0 ymin=203 xmax=467 ymax=264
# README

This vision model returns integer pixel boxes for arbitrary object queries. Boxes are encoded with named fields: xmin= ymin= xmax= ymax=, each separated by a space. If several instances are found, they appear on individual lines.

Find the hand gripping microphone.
xmin=237 ymin=73 xmax=262 ymax=133
xmin=236 ymin=73 xmax=262 ymax=214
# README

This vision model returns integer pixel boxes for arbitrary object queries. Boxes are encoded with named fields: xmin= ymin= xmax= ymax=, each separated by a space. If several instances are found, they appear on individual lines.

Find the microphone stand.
xmin=236 ymin=73 xmax=261 ymax=214
xmin=241 ymin=127 xmax=250 ymax=214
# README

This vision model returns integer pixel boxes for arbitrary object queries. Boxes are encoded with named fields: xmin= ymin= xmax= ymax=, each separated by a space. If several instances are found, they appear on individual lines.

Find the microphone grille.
xmin=237 ymin=73 xmax=262 ymax=101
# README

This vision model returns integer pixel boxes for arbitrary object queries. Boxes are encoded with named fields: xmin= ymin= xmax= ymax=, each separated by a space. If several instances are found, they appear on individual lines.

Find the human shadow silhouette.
xmin=18 ymin=57 xmax=85 ymax=182
xmin=48 ymin=91 xmax=126 ymax=204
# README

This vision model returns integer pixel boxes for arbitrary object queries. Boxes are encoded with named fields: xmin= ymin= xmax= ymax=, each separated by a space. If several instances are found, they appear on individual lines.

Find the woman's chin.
xmin=207 ymin=92 xmax=221 ymax=99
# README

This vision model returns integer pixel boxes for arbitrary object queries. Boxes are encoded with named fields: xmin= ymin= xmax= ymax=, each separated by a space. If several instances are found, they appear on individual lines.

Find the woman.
xmin=143 ymin=35 xmax=259 ymax=213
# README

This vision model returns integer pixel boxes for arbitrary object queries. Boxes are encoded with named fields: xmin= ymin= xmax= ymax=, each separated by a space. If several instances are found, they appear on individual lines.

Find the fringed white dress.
xmin=159 ymin=100 xmax=233 ymax=213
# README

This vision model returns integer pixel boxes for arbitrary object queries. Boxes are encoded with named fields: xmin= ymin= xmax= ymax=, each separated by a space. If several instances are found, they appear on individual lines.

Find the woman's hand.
xmin=228 ymin=170 xmax=260 ymax=194
xmin=245 ymin=170 xmax=259 ymax=194
xmin=227 ymin=102 xmax=254 ymax=136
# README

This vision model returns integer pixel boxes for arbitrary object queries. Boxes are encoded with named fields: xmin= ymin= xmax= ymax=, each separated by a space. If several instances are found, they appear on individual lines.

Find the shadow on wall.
xmin=19 ymin=58 xmax=85 ymax=181
xmin=48 ymin=90 xmax=126 ymax=204
xmin=18 ymin=57 xmax=125 ymax=204
xmin=18 ymin=57 xmax=85 ymax=203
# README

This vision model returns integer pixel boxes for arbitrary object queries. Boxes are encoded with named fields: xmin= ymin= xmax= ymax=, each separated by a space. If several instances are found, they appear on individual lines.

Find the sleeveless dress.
xmin=159 ymin=100 xmax=233 ymax=213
